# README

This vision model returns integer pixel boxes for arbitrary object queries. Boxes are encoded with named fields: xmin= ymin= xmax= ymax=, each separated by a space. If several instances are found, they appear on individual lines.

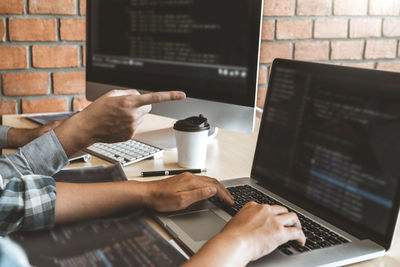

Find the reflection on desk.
xmin=11 ymin=214 xmax=187 ymax=267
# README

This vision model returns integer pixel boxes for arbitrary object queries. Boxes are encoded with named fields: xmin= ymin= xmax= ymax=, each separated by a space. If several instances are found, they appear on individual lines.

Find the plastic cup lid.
xmin=173 ymin=114 xmax=211 ymax=132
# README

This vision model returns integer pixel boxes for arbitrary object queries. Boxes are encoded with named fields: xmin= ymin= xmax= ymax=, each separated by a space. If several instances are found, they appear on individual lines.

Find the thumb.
xmin=181 ymin=187 xmax=217 ymax=207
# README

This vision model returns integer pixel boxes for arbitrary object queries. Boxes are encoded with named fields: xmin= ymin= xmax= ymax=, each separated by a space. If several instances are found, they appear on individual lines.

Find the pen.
xmin=141 ymin=168 xmax=207 ymax=177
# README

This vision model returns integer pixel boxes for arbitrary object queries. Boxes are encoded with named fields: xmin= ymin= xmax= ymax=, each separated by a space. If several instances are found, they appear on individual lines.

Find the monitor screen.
xmin=87 ymin=0 xmax=261 ymax=108
xmin=253 ymin=59 xmax=400 ymax=246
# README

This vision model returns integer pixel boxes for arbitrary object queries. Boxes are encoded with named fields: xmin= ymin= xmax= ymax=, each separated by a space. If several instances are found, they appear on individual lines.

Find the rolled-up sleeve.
xmin=0 ymin=126 xmax=11 ymax=149
xmin=0 ymin=174 xmax=56 ymax=236
xmin=0 ymin=130 xmax=69 ymax=180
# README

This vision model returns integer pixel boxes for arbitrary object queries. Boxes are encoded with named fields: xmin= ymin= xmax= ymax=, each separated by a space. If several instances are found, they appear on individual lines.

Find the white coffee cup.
xmin=174 ymin=115 xmax=210 ymax=168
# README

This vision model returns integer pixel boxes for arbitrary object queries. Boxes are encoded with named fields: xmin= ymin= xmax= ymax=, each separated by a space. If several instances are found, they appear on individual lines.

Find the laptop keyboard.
xmin=209 ymin=185 xmax=349 ymax=255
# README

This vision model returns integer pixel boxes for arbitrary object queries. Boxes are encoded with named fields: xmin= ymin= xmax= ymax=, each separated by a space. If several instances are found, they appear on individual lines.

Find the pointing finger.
xmin=104 ymin=89 xmax=140 ymax=97
xmin=134 ymin=91 xmax=186 ymax=106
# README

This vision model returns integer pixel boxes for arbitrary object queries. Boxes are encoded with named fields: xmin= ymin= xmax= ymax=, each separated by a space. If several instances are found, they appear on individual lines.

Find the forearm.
xmin=7 ymin=127 xmax=39 ymax=148
xmin=53 ymin=113 xmax=94 ymax=157
xmin=55 ymin=180 xmax=151 ymax=224
xmin=6 ymin=120 xmax=62 ymax=148
xmin=184 ymin=233 xmax=250 ymax=267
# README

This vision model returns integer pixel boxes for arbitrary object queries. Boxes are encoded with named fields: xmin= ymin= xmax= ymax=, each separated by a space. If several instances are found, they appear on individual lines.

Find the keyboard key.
xmin=209 ymin=185 xmax=350 ymax=256
xmin=85 ymin=140 xmax=162 ymax=166
xmin=280 ymin=248 xmax=293 ymax=255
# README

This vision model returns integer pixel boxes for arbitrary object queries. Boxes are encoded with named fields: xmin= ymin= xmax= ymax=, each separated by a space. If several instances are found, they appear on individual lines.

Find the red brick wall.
xmin=0 ymin=0 xmax=88 ymax=117
xmin=0 ymin=0 xmax=399 ymax=116
xmin=258 ymin=0 xmax=400 ymax=107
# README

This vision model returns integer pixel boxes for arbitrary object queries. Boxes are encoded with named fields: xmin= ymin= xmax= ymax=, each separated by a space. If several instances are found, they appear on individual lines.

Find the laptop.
xmin=155 ymin=59 xmax=400 ymax=266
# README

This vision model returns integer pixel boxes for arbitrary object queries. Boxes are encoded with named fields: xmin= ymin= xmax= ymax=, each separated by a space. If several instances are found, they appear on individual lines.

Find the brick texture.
xmin=350 ymin=18 xmax=381 ymax=38
xmin=0 ymin=46 xmax=27 ymax=70
xmin=0 ymin=0 xmax=24 ymax=14
xmin=73 ymin=97 xmax=92 ymax=111
xmin=22 ymin=98 xmax=68 ymax=113
xmin=365 ymin=40 xmax=397 ymax=59
xmin=295 ymin=42 xmax=329 ymax=61
xmin=260 ymin=43 xmax=292 ymax=63
xmin=32 ymin=46 xmax=79 ymax=68
xmin=29 ymin=0 xmax=76 ymax=15
xmin=376 ymin=62 xmax=400 ymax=73
xmin=398 ymin=42 xmax=400 ymax=58
xmin=3 ymin=73 xmax=49 ymax=96
xmin=314 ymin=18 xmax=348 ymax=39
xmin=261 ymin=20 xmax=274 ymax=41
xmin=258 ymin=65 xmax=267 ymax=84
xmin=383 ymin=18 xmax=400 ymax=37
xmin=53 ymin=72 xmax=86 ymax=94
xmin=9 ymin=18 xmax=57 ymax=42
xmin=60 ymin=19 xmax=86 ymax=41
xmin=0 ymin=19 xmax=5 ymax=42
xmin=264 ymin=0 xmax=293 ymax=16
xmin=257 ymin=89 xmax=267 ymax=108
xmin=334 ymin=0 xmax=367 ymax=15
xmin=276 ymin=20 xmax=312 ymax=40
xmin=369 ymin=0 xmax=400 ymax=16
xmin=297 ymin=0 xmax=331 ymax=16
xmin=80 ymin=0 xmax=86 ymax=15
xmin=82 ymin=46 xmax=86 ymax=67
xmin=0 ymin=100 xmax=17 ymax=115
xmin=331 ymin=41 xmax=364 ymax=60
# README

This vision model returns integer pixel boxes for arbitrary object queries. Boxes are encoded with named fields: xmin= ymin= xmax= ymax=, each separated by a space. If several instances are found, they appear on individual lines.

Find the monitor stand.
xmin=134 ymin=127 xmax=218 ymax=151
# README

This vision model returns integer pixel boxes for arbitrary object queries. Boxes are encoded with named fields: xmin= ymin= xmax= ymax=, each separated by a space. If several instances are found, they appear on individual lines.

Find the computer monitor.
xmin=86 ymin=0 xmax=263 ymax=148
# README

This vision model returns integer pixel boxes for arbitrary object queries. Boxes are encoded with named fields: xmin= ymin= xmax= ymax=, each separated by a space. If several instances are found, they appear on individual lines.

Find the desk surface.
xmin=2 ymin=113 xmax=400 ymax=267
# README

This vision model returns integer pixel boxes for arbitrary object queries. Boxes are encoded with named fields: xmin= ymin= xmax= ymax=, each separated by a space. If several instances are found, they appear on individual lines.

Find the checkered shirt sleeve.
xmin=0 ymin=174 xmax=56 ymax=236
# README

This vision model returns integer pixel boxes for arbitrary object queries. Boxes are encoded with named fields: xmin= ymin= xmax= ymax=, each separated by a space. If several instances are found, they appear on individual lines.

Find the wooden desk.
xmin=2 ymin=114 xmax=400 ymax=266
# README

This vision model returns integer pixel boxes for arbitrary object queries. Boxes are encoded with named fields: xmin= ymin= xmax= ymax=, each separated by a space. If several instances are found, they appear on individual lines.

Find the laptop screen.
xmin=252 ymin=59 xmax=400 ymax=246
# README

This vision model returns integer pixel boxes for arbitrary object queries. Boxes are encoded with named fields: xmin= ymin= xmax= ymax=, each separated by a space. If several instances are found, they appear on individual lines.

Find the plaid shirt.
xmin=0 ymin=130 xmax=68 ymax=236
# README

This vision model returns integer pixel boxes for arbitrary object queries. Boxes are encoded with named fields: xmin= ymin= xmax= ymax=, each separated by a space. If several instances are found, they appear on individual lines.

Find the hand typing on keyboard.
xmin=185 ymin=201 xmax=306 ymax=267
xmin=145 ymin=172 xmax=234 ymax=212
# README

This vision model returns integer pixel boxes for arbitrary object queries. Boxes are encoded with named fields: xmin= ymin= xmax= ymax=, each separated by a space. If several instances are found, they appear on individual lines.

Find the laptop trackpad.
xmin=169 ymin=210 xmax=226 ymax=242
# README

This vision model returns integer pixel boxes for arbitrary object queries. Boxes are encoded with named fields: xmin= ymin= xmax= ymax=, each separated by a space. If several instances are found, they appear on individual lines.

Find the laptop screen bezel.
xmin=251 ymin=58 xmax=400 ymax=250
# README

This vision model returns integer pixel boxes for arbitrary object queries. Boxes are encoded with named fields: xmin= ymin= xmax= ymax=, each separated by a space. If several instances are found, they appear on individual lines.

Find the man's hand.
xmin=144 ymin=172 xmax=234 ymax=212
xmin=185 ymin=202 xmax=305 ymax=267
xmin=76 ymin=90 xmax=186 ymax=144
xmin=54 ymin=90 xmax=186 ymax=157
xmin=7 ymin=120 xmax=62 ymax=148
xmin=219 ymin=202 xmax=305 ymax=262
xmin=55 ymin=173 xmax=232 ymax=225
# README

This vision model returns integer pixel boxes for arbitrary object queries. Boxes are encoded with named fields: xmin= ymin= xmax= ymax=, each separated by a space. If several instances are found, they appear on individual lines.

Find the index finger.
xmin=134 ymin=91 xmax=186 ymax=106
xmin=286 ymin=227 xmax=306 ymax=246
xmin=206 ymin=178 xmax=234 ymax=205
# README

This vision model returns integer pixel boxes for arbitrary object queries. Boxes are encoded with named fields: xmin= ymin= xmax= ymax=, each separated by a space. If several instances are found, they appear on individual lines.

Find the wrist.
xmin=186 ymin=231 xmax=251 ymax=267
xmin=53 ymin=114 xmax=94 ymax=157
xmin=214 ymin=232 xmax=252 ymax=265
xmin=140 ymin=181 xmax=157 ymax=208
